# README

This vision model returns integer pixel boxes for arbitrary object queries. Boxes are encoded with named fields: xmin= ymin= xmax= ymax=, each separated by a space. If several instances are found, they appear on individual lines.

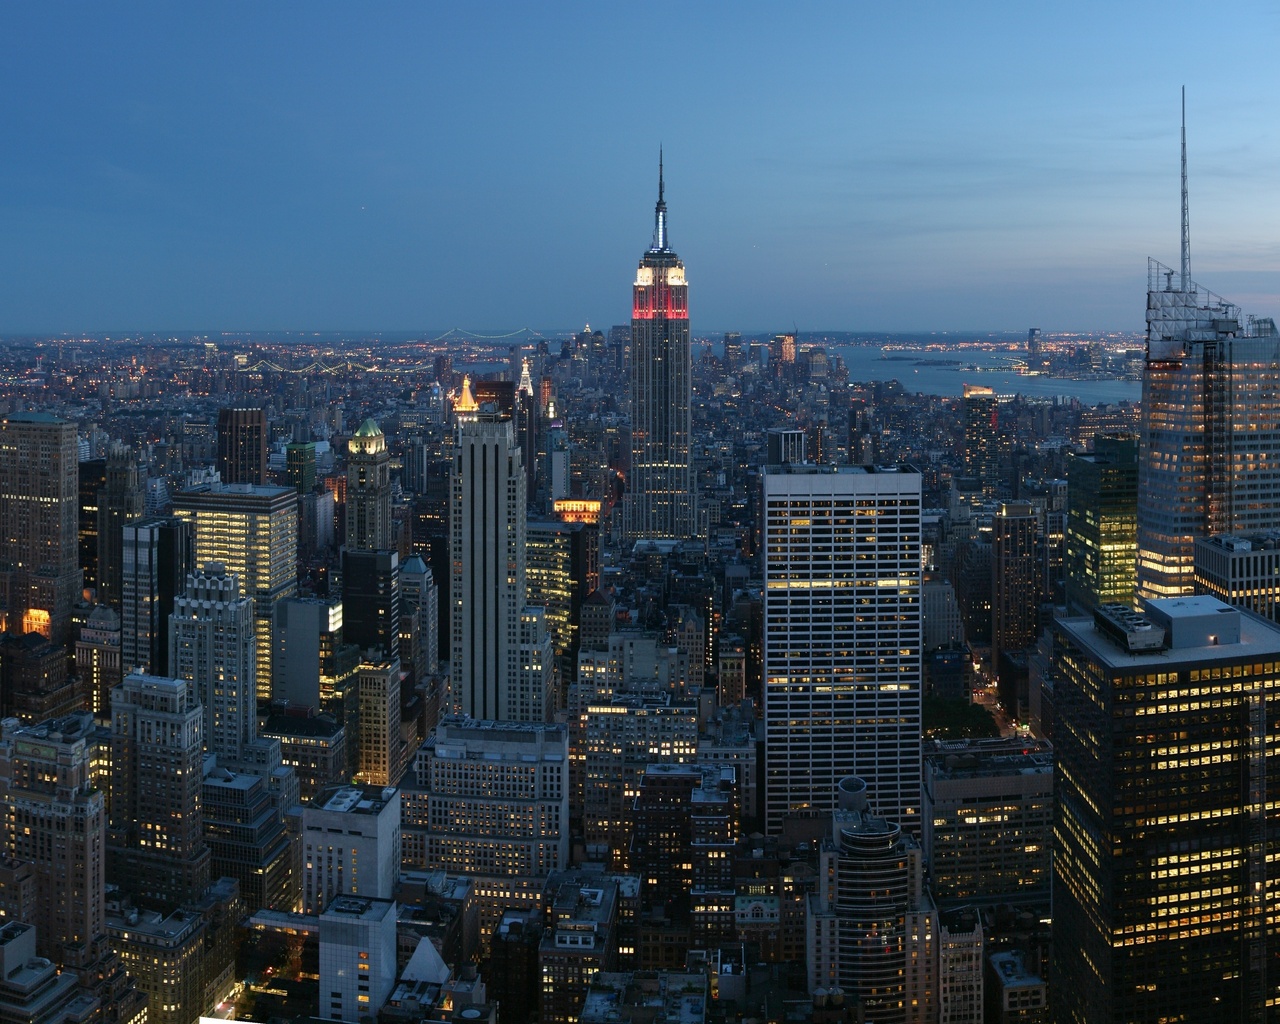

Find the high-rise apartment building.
xmin=216 ymin=407 xmax=268 ymax=486
xmin=120 ymin=515 xmax=194 ymax=677
xmin=1064 ymin=433 xmax=1138 ymax=614
xmin=1138 ymin=102 xmax=1280 ymax=598
xmin=962 ymin=385 xmax=999 ymax=498
xmin=172 ymin=481 xmax=298 ymax=696
xmin=0 ymin=414 xmax=82 ymax=643
xmin=169 ymin=564 xmax=258 ymax=763
xmin=0 ymin=713 xmax=105 ymax=968
xmin=108 ymin=673 xmax=210 ymax=908
xmin=623 ymin=157 xmax=694 ymax=540
xmin=1052 ymin=598 xmax=1280 ymax=1021
xmin=96 ymin=442 xmax=145 ymax=609
xmin=761 ymin=464 xmax=922 ymax=832
xmin=345 ymin=420 xmax=392 ymax=552
xmin=450 ymin=382 xmax=553 ymax=722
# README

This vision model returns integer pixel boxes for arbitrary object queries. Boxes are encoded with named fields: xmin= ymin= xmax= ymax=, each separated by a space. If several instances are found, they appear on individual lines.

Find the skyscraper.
xmin=1138 ymin=96 xmax=1280 ymax=598
xmin=108 ymin=673 xmax=211 ymax=908
xmin=172 ymin=481 xmax=298 ymax=697
xmin=1052 ymin=598 xmax=1280 ymax=1020
xmin=169 ymin=564 xmax=258 ymax=763
xmin=991 ymin=501 xmax=1038 ymax=679
xmin=216 ymin=407 xmax=268 ymax=486
xmin=761 ymin=464 xmax=923 ymax=833
xmin=120 ymin=515 xmax=194 ymax=677
xmin=0 ymin=414 xmax=82 ymax=643
xmin=961 ymin=384 xmax=999 ymax=498
xmin=96 ymin=441 xmax=145 ymax=609
xmin=1064 ymin=433 xmax=1138 ymax=615
xmin=450 ymin=379 xmax=553 ymax=723
xmin=345 ymin=419 xmax=392 ymax=552
xmin=623 ymin=155 xmax=694 ymax=541
xmin=0 ymin=713 xmax=105 ymax=968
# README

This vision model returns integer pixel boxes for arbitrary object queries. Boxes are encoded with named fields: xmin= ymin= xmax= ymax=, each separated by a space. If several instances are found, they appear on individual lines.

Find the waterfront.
xmin=832 ymin=345 xmax=1141 ymax=405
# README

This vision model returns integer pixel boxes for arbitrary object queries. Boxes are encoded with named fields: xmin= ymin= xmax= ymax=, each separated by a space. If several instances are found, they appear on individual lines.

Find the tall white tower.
xmin=450 ymin=379 xmax=553 ymax=722
xmin=761 ymin=464 xmax=923 ymax=833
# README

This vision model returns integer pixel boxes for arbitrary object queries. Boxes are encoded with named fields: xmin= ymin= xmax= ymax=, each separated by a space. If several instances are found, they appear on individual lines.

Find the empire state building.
xmin=624 ymin=155 xmax=695 ymax=541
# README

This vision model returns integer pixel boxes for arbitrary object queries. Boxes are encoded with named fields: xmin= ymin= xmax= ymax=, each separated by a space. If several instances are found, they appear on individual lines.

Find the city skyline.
xmin=3 ymin=3 xmax=1279 ymax=334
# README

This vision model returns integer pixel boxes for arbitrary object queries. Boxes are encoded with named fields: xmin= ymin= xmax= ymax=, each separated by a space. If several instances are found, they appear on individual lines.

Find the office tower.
xmin=450 ymin=383 xmax=553 ymax=722
xmin=765 ymin=427 xmax=806 ymax=466
xmin=108 ymin=673 xmax=210 ymax=908
xmin=526 ymin=518 xmax=598 ymax=686
xmin=96 ymin=442 xmax=145 ymax=609
xmin=318 ymin=896 xmax=398 ymax=1023
xmin=0 ymin=414 xmax=82 ymax=643
xmin=623 ymin=156 xmax=695 ymax=541
xmin=761 ymin=464 xmax=922 ymax=832
xmin=991 ymin=502 xmax=1038 ymax=682
xmin=121 ymin=515 xmax=194 ymax=677
xmin=355 ymin=658 xmax=402 ymax=787
xmin=172 ymin=481 xmax=298 ymax=695
xmin=0 ymin=714 xmax=105 ymax=968
xmin=1196 ymin=532 xmax=1280 ymax=621
xmin=1052 ymin=598 xmax=1280 ymax=1021
xmin=922 ymin=738 xmax=1052 ymax=906
xmin=400 ymin=554 xmax=439 ymax=678
xmin=169 ymin=564 xmax=257 ymax=762
xmin=342 ymin=549 xmax=400 ymax=662
xmin=75 ymin=605 xmax=121 ymax=719
xmin=345 ymin=420 xmax=392 ymax=552
xmin=400 ymin=717 xmax=568 ymax=938
xmin=78 ymin=457 xmax=108 ymax=599
xmin=285 ymin=440 xmax=316 ymax=494
xmin=1138 ymin=99 xmax=1280 ymax=598
xmin=807 ymin=778 xmax=937 ymax=1022
xmin=301 ymin=784 xmax=400 ymax=915
xmin=273 ymin=596 xmax=357 ymax=707
xmin=215 ymin=406 xmax=268 ymax=485
xmin=201 ymin=766 xmax=293 ymax=913
xmin=1064 ymin=433 xmax=1138 ymax=615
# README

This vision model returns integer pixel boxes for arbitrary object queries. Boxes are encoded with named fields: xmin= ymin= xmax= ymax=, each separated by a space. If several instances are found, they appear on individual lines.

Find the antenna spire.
xmin=652 ymin=148 xmax=668 ymax=251
xmin=1181 ymin=86 xmax=1191 ymax=292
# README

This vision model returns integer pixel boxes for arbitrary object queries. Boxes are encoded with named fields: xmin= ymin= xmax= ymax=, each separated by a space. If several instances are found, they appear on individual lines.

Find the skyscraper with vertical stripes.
xmin=624 ymin=155 xmax=695 ymax=540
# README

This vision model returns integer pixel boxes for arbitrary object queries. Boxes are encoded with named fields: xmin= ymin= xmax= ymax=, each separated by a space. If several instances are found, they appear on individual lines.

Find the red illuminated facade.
xmin=623 ymin=155 xmax=695 ymax=541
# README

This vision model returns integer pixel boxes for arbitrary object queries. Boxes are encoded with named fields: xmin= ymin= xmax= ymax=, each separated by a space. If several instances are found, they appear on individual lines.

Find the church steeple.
xmin=651 ymin=149 xmax=668 ymax=252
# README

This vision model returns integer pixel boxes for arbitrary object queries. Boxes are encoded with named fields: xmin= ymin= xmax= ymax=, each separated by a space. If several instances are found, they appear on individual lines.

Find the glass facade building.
xmin=1052 ymin=598 xmax=1280 ymax=1021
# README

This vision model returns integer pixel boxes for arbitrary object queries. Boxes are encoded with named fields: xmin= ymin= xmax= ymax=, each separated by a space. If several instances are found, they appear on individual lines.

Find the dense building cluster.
xmin=0 ymin=145 xmax=1276 ymax=1024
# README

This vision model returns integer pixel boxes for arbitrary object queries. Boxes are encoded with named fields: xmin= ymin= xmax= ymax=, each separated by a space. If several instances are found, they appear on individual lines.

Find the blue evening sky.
xmin=2 ymin=2 xmax=1278 ymax=334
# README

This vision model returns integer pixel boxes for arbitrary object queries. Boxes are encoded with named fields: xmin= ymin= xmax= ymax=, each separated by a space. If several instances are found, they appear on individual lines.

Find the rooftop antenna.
xmin=1181 ymin=86 xmax=1191 ymax=292
xmin=652 ymin=147 xmax=668 ymax=251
